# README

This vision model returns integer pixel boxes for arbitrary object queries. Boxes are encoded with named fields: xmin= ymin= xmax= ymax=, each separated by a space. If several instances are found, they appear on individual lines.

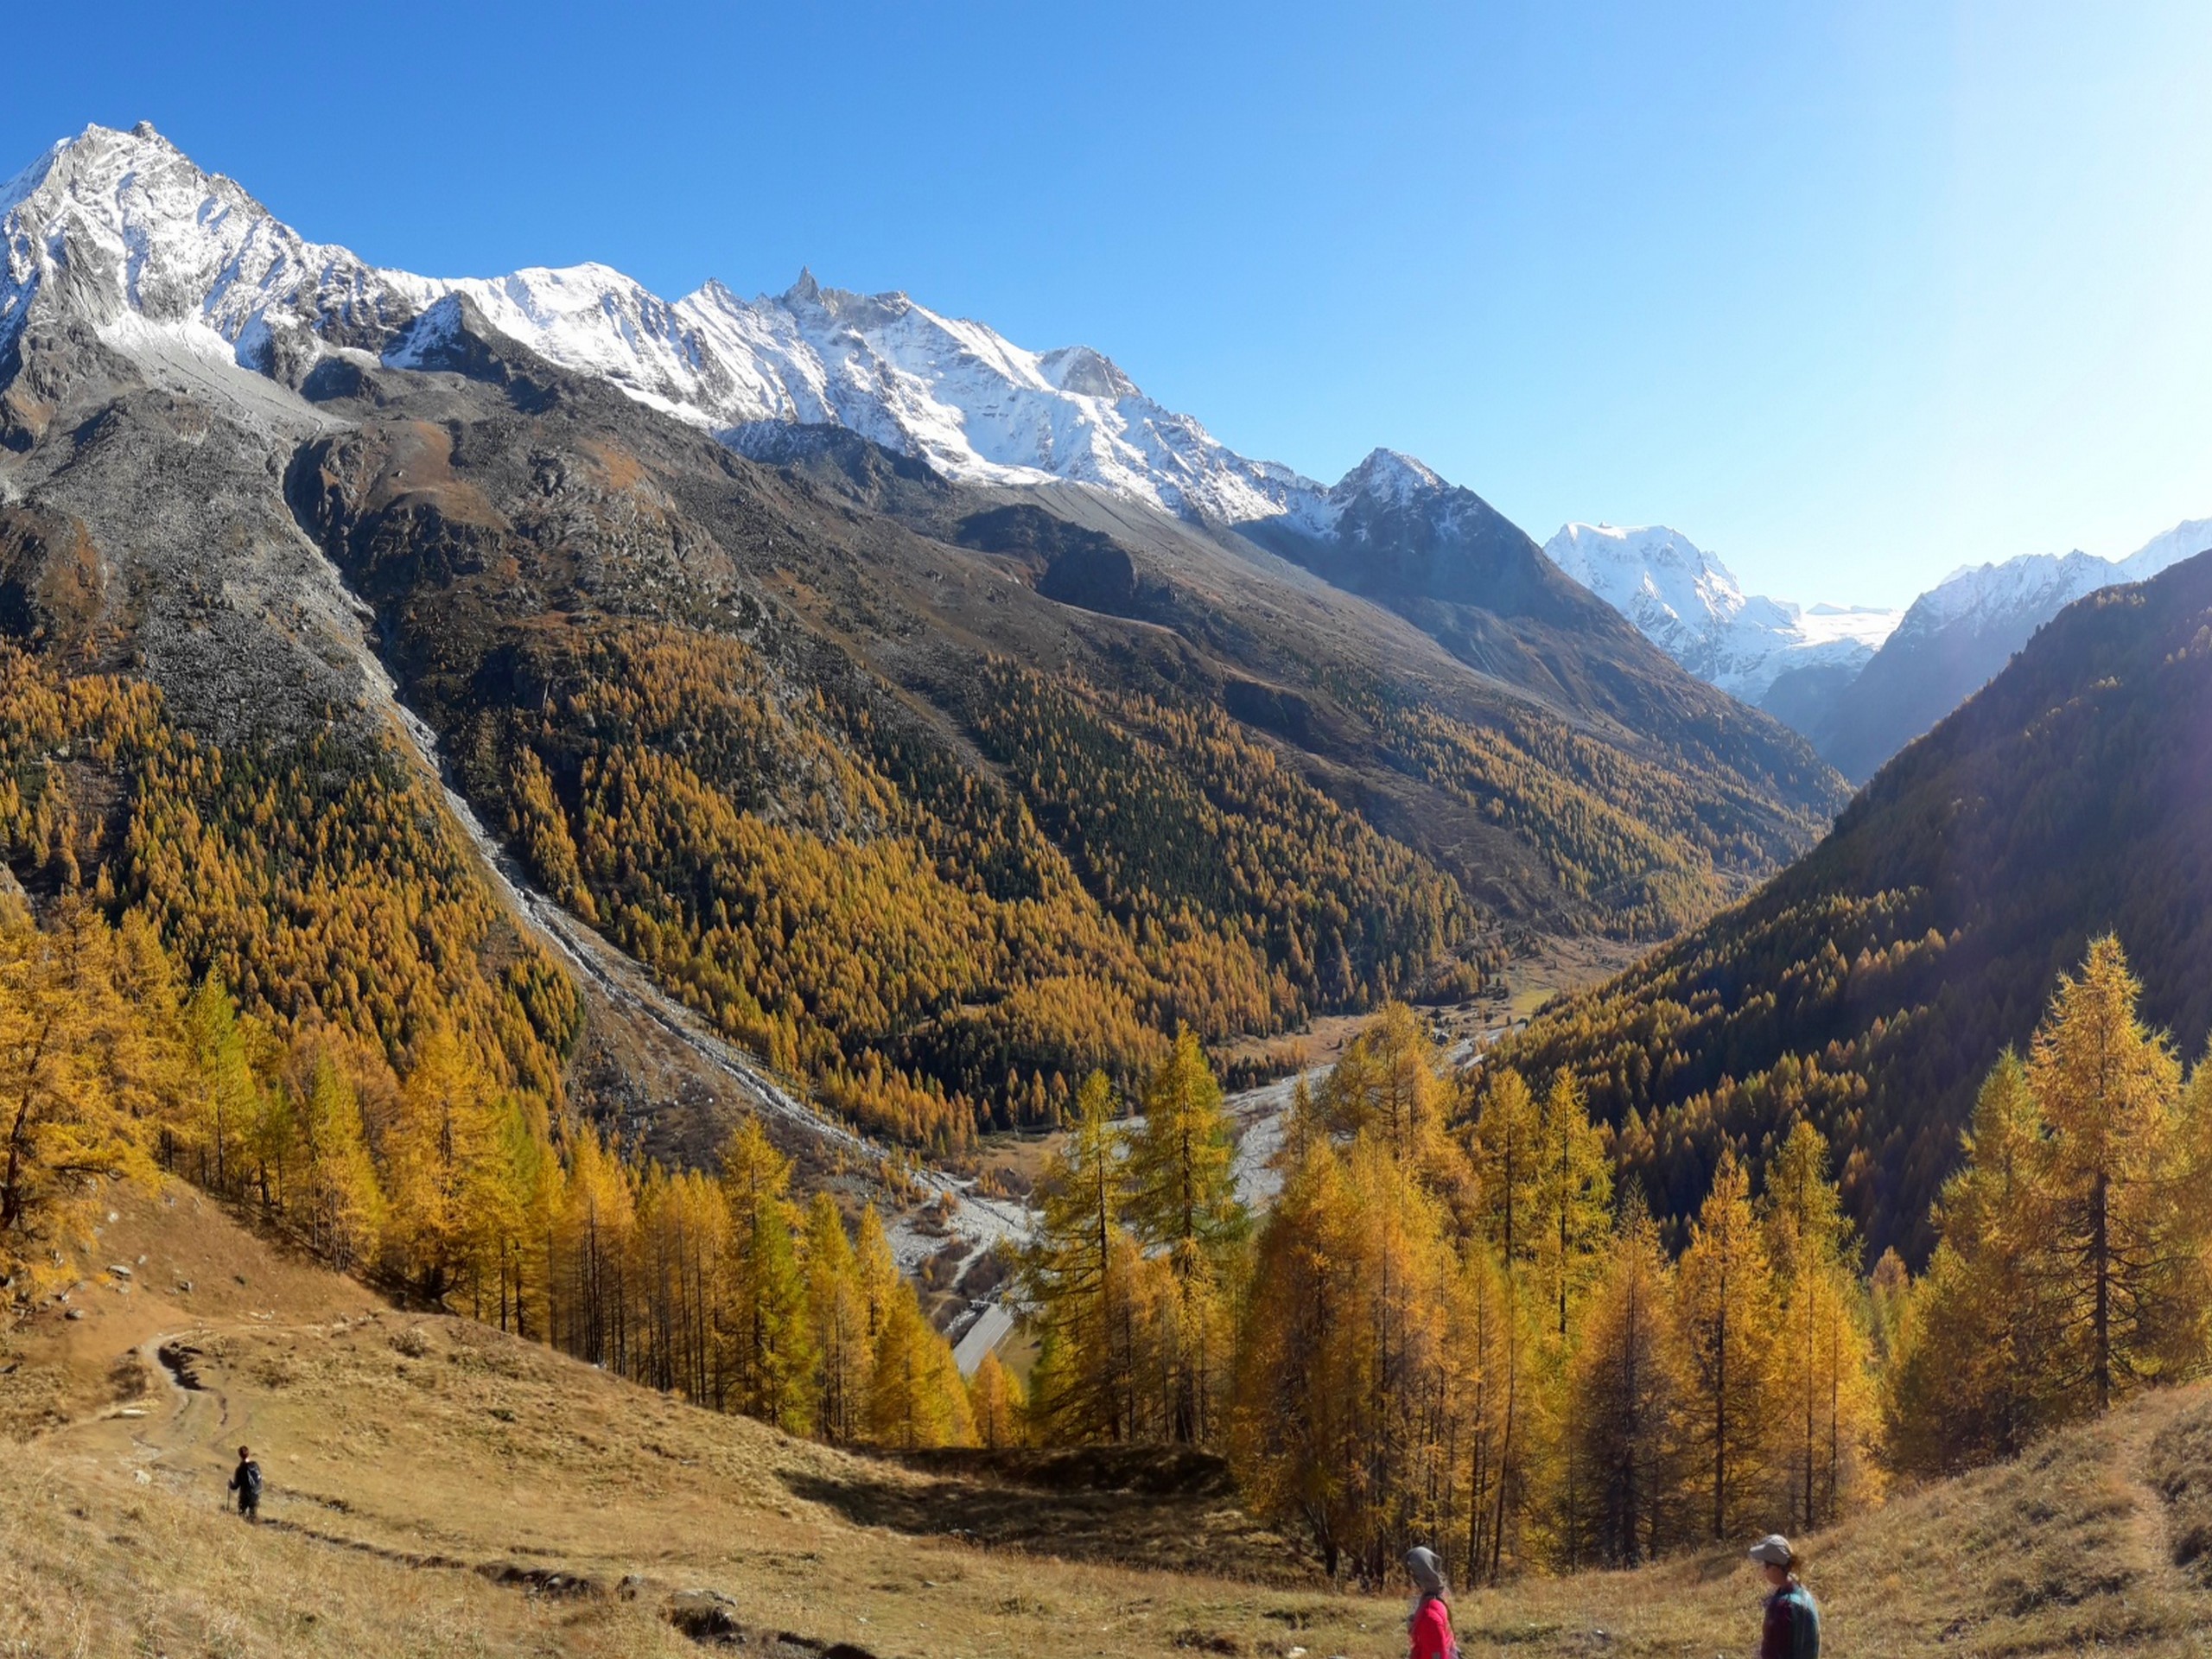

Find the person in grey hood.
xmin=1404 ymin=1546 xmax=1457 ymax=1659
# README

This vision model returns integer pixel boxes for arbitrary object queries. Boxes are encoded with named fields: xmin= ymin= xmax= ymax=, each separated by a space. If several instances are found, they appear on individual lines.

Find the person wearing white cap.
xmin=1748 ymin=1535 xmax=1821 ymax=1657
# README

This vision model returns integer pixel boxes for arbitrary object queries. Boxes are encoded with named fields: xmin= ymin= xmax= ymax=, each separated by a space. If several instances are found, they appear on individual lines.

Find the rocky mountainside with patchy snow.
xmin=0 ymin=119 xmax=1876 ymax=689
xmin=1541 ymin=523 xmax=1900 ymax=704
xmin=0 ymin=123 xmax=1852 ymax=776
xmin=13 ymin=120 xmax=2194 ymax=793
xmin=0 ymin=118 xmax=1849 ymax=977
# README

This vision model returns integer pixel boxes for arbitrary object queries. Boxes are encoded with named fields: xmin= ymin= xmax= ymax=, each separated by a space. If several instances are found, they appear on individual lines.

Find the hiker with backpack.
xmin=1749 ymin=1535 xmax=1821 ymax=1658
xmin=1404 ymin=1546 xmax=1458 ymax=1659
xmin=229 ymin=1445 xmax=263 ymax=1522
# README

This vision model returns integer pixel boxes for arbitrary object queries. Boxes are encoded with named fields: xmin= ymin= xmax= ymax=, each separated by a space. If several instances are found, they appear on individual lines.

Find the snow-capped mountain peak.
xmin=1549 ymin=522 xmax=1745 ymax=614
xmin=0 ymin=122 xmax=410 ymax=378
xmin=1 ymin=124 xmax=1326 ymax=524
xmin=2117 ymin=516 xmax=2212 ymax=580
xmin=1896 ymin=518 xmax=2212 ymax=643
xmin=1037 ymin=344 xmax=1140 ymax=401
xmin=1902 ymin=550 xmax=2109 ymax=637
xmin=1271 ymin=447 xmax=1466 ymax=540
xmin=1542 ymin=522 xmax=1901 ymax=701
xmin=426 ymin=259 xmax=1328 ymax=520
xmin=1338 ymin=448 xmax=1446 ymax=505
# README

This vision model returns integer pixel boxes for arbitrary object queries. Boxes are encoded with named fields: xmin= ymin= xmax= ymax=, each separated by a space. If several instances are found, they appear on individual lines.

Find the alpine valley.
xmin=1491 ymin=546 xmax=2212 ymax=1259
xmin=8 ymin=119 xmax=2212 ymax=1659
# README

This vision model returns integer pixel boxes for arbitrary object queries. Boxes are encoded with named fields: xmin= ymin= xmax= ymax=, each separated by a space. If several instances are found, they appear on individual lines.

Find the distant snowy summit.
xmin=1539 ymin=515 xmax=2212 ymax=772
xmin=1542 ymin=524 xmax=1900 ymax=701
xmin=1799 ymin=515 xmax=2212 ymax=780
xmin=1904 ymin=518 xmax=2212 ymax=642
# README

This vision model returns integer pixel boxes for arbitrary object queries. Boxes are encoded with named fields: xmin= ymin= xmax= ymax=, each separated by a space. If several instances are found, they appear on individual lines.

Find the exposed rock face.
xmin=0 ymin=334 xmax=392 ymax=747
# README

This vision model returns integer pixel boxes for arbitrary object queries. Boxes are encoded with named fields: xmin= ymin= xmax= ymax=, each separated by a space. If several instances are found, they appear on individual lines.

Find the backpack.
xmin=239 ymin=1460 xmax=263 ymax=1502
xmin=1782 ymin=1584 xmax=1821 ymax=1659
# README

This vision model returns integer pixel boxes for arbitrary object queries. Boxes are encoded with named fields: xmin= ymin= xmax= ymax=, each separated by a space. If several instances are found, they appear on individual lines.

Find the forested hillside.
xmin=273 ymin=308 xmax=1842 ymax=1145
xmin=14 ymin=1171 xmax=2209 ymax=1659
xmin=0 ymin=645 xmax=575 ymax=1102
xmin=1491 ymin=550 xmax=2212 ymax=1259
xmin=10 ymin=827 xmax=2210 ymax=1593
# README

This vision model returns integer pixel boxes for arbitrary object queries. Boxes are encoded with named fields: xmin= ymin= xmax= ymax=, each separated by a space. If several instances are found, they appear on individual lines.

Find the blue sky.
xmin=7 ymin=2 xmax=2211 ymax=607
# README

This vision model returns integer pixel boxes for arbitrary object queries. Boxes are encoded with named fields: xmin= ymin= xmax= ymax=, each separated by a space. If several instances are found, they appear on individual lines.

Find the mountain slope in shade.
xmin=1805 ymin=518 xmax=2212 ymax=779
xmin=1490 ymin=549 xmax=2212 ymax=1262
xmin=1542 ymin=522 xmax=1900 ymax=702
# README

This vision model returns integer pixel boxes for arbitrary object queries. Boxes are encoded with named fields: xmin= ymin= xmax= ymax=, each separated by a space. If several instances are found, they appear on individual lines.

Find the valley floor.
xmin=4 ymin=1186 xmax=2208 ymax=1657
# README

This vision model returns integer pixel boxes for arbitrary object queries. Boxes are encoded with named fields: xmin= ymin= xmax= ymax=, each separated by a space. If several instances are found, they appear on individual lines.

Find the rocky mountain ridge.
xmin=1802 ymin=515 xmax=2212 ymax=779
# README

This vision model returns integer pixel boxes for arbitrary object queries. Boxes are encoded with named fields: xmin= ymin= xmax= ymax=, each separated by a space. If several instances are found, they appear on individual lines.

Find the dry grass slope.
xmin=3 ymin=1185 xmax=2209 ymax=1657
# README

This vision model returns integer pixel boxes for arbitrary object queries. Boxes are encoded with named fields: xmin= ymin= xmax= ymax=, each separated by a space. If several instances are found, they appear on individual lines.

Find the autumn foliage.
xmin=1885 ymin=938 xmax=2212 ymax=1475
xmin=0 ymin=644 xmax=974 ymax=1448
xmin=455 ymin=624 xmax=1474 ymax=1149
xmin=2 ymin=620 xmax=2207 ymax=1586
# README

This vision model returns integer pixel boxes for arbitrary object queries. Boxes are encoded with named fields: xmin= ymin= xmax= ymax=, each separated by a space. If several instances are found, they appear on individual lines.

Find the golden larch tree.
xmin=2027 ymin=937 xmax=2191 ymax=1413
xmin=1762 ymin=1119 xmax=1879 ymax=1530
xmin=1123 ymin=1031 xmax=1248 ymax=1444
xmin=1566 ymin=1195 xmax=1690 ymax=1567
xmin=1674 ymin=1147 xmax=1779 ymax=1541
xmin=716 ymin=1118 xmax=815 ymax=1433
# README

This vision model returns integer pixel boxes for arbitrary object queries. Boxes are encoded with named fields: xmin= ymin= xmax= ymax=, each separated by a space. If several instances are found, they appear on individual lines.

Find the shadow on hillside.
xmin=893 ymin=1444 xmax=1234 ymax=1497
xmin=780 ymin=1446 xmax=1319 ymax=1585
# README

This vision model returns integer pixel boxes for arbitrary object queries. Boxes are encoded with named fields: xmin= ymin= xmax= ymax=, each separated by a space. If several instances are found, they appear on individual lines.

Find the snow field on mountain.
xmin=1542 ymin=521 xmax=1903 ymax=699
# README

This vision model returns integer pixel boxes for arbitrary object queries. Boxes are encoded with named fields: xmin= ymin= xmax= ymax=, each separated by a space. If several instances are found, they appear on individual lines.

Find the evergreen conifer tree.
xmin=717 ymin=1119 xmax=815 ymax=1433
xmin=1567 ymin=1194 xmax=1689 ymax=1566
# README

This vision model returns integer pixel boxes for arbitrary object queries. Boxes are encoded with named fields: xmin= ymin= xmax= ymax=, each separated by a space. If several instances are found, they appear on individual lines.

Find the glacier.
xmin=1542 ymin=523 xmax=1902 ymax=701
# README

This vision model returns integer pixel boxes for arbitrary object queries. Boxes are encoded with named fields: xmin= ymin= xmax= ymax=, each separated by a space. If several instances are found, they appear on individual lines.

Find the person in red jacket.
xmin=1404 ymin=1546 xmax=1457 ymax=1659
